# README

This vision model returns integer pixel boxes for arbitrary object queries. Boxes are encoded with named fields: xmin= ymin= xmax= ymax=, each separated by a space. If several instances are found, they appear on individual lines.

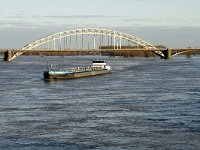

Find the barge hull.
xmin=44 ymin=70 xmax=111 ymax=80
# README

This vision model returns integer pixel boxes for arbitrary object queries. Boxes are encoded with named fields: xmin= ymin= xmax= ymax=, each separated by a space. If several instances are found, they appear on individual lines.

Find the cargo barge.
xmin=43 ymin=60 xmax=111 ymax=80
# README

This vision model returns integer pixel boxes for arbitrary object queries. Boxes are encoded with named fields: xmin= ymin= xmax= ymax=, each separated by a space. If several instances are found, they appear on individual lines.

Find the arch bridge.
xmin=5 ymin=28 xmax=172 ymax=61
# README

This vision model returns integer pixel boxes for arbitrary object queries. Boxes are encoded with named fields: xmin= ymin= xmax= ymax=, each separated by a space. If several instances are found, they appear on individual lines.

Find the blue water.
xmin=0 ymin=56 xmax=200 ymax=150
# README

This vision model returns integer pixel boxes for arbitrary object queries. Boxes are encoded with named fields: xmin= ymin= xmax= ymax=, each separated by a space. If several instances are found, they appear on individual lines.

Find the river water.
xmin=0 ymin=55 xmax=199 ymax=150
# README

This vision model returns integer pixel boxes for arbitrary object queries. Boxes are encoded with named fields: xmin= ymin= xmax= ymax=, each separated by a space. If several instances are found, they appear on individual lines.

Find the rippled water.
xmin=0 ymin=56 xmax=200 ymax=150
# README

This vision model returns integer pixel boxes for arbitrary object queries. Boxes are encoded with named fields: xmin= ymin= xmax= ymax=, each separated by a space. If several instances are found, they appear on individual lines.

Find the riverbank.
xmin=1 ymin=49 xmax=200 ymax=60
xmin=23 ymin=50 xmax=157 ymax=57
xmin=23 ymin=49 xmax=200 ymax=58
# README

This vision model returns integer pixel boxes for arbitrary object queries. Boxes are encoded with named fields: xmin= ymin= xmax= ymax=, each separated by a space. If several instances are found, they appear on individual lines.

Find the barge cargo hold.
xmin=43 ymin=60 xmax=111 ymax=80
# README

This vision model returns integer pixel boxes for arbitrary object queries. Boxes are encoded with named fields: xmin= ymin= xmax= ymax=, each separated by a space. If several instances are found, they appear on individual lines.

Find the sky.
xmin=0 ymin=0 xmax=200 ymax=48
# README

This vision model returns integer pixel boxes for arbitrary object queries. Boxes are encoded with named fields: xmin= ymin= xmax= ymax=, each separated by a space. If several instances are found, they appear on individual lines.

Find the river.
xmin=0 ymin=56 xmax=199 ymax=150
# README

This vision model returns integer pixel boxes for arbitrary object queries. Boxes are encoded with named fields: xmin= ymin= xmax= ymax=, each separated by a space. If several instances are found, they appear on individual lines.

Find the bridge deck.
xmin=1 ymin=48 xmax=200 ymax=52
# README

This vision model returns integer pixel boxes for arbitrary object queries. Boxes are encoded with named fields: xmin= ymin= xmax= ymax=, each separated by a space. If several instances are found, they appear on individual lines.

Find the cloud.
xmin=0 ymin=20 xmax=36 ymax=28
xmin=43 ymin=15 xmax=119 ymax=19
xmin=0 ymin=14 xmax=199 ymax=29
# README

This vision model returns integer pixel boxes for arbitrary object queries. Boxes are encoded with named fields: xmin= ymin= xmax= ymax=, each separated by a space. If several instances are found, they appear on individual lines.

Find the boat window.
xmin=92 ymin=61 xmax=106 ymax=63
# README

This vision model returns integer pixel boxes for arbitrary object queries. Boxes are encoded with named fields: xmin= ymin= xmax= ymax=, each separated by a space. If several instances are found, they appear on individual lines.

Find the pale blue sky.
xmin=1 ymin=0 xmax=200 ymax=28
xmin=0 ymin=0 xmax=200 ymax=48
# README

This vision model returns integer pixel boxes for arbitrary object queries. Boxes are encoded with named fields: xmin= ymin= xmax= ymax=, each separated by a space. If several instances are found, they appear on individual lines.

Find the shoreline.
xmin=22 ymin=49 xmax=200 ymax=58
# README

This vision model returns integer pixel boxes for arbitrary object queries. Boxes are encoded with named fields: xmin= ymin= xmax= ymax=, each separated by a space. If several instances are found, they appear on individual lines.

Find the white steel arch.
xmin=11 ymin=28 xmax=164 ymax=60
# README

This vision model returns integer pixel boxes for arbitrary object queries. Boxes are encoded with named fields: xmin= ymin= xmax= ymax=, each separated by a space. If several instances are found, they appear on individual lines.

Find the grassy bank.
xmin=23 ymin=50 xmax=157 ymax=58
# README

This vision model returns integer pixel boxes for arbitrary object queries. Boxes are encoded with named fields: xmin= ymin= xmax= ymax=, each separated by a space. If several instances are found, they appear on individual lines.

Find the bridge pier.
xmin=4 ymin=50 xmax=12 ymax=61
xmin=162 ymin=49 xmax=172 ymax=59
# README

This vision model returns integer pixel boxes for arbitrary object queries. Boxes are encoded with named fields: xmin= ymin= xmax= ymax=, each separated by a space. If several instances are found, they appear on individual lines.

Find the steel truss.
xmin=10 ymin=28 xmax=164 ymax=61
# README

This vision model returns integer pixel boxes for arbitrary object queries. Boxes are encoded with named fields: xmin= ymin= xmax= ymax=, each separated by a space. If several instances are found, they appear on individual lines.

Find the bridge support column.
xmin=163 ymin=49 xmax=172 ymax=59
xmin=4 ymin=50 xmax=12 ymax=61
